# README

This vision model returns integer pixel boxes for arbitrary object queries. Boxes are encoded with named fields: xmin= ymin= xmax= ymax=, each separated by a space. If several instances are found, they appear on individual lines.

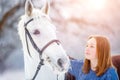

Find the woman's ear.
xmin=25 ymin=0 xmax=33 ymax=16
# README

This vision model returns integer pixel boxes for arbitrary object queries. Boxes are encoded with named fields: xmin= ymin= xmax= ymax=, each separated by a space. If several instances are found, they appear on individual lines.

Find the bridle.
xmin=24 ymin=18 xmax=60 ymax=80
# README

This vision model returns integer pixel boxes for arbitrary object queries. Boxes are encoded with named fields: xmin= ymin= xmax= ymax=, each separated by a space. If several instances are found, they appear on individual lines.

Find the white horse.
xmin=18 ymin=0 xmax=70 ymax=80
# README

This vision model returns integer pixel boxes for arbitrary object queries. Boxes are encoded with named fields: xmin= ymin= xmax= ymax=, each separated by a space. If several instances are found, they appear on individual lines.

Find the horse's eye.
xmin=56 ymin=42 xmax=60 ymax=45
xmin=33 ymin=29 xmax=40 ymax=35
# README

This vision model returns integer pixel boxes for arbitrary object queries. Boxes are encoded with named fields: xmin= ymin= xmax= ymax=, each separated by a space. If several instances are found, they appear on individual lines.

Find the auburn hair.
xmin=82 ymin=35 xmax=113 ymax=76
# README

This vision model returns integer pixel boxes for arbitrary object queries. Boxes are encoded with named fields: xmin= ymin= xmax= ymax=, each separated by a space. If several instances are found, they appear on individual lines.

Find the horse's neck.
xmin=22 ymin=44 xmax=64 ymax=80
xmin=24 ymin=53 xmax=65 ymax=80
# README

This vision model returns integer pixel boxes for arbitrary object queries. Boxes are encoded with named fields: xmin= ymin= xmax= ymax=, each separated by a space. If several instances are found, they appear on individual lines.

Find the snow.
xmin=0 ymin=70 xmax=24 ymax=80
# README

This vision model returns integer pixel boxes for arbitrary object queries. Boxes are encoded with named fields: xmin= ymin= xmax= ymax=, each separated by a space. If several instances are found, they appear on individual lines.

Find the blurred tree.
xmin=0 ymin=0 xmax=24 ymax=73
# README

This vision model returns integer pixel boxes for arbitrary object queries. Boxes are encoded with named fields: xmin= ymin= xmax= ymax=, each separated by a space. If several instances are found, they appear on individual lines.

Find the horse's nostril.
xmin=57 ymin=58 xmax=64 ymax=67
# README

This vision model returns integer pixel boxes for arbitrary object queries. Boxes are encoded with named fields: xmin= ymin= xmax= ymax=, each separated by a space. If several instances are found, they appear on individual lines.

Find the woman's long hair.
xmin=82 ymin=35 xmax=112 ymax=76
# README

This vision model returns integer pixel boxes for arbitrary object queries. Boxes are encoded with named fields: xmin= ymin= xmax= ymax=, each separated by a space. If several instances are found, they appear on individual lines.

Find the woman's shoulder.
xmin=103 ymin=67 xmax=119 ymax=80
xmin=106 ymin=67 xmax=117 ymax=74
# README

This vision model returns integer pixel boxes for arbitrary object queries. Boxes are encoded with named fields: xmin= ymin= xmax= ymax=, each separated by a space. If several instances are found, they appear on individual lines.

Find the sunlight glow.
xmin=86 ymin=0 xmax=107 ymax=10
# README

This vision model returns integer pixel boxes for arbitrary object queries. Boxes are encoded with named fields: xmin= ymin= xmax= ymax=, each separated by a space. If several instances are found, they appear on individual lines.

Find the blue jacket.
xmin=68 ymin=60 xmax=119 ymax=80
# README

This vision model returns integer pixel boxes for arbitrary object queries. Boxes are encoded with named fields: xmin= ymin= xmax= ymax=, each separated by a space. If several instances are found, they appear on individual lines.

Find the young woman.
xmin=68 ymin=35 xmax=119 ymax=80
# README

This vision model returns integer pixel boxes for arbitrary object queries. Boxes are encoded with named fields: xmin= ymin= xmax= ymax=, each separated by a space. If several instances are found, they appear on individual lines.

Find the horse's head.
xmin=18 ymin=0 xmax=70 ymax=74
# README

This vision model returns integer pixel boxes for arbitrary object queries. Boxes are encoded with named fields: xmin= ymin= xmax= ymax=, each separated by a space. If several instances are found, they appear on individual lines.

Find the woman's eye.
xmin=33 ymin=29 xmax=40 ymax=35
xmin=90 ymin=45 xmax=94 ymax=48
xmin=86 ymin=45 xmax=88 ymax=47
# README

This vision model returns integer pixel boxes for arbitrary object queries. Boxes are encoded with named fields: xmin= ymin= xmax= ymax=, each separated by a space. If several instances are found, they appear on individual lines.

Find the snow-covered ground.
xmin=0 ymin=70 xmax=24 ymax=80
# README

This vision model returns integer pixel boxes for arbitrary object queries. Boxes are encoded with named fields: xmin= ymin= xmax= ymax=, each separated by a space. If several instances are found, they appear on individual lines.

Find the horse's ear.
xmin=25 ymin=0 xmax=33 ymax=16
xmin=41 ymin=1 xmax=50 ymax=15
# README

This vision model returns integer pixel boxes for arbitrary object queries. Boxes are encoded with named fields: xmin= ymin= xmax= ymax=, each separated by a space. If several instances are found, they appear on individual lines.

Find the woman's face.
xmin=85 ymin=38 xmax=97 ymax=60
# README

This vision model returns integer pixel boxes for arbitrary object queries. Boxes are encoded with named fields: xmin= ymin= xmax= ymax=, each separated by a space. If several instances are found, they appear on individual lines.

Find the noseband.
xmin=24 ymin=18 xmax=60 ymax=80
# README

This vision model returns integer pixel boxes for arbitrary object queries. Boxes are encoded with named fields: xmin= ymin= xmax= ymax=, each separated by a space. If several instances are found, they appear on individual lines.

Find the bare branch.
xmin=0 ymin=3 xmax=21 ymax=30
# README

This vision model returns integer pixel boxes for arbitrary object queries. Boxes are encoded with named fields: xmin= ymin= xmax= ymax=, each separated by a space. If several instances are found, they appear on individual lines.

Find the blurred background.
xmin=0 ymin=0 xmax=120 ymax=80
